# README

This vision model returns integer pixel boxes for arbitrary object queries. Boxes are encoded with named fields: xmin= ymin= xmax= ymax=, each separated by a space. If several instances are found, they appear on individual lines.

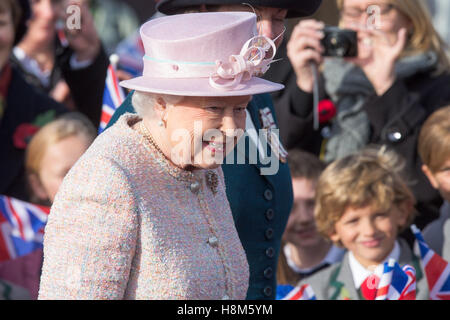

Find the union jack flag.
xmin=360 ymin=259 xmax=416 ymax=300
xmin=276 ymin=284 xmax=294 ymax=300
xmin=411 ymin=224 xmax=450 ymax=300
xmin=0 ymin=196 xmax=50 ymax=262
xmin=375 ymin=259 xmax=416 ymax=300
xmin=282 ymin=284 xmax=317 ymax=300
xmin=98 ymin=56 xmax=126 ymax=134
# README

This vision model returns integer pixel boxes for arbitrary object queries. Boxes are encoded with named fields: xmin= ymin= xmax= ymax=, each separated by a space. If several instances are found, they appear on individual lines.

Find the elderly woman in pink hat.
xmin=38 ymin=12 xmax=284 ymax=300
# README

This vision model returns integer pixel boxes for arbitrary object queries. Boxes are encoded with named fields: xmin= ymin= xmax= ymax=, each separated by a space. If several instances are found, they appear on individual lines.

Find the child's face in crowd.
xmin=423 ymin=159 xmax=450 ymax=202
xmin=330 ymin=203 xmax=408 ymax=268
xmin=283 ymin=177 xmax=324 ymax=248
xmin=30 ymin=134 xmax=90 ymax=203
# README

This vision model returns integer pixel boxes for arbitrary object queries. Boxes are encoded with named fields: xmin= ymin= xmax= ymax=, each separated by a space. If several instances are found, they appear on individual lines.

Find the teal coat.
xmin=106 ymin=92 xmax=293 ymax=300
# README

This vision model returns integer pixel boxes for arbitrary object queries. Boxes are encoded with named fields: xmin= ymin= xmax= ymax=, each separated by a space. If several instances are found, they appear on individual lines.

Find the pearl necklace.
xmin=139 ymin=121 xmax=166 ymax=159
xmin=139 ymin=120 xmax=218 ymax=195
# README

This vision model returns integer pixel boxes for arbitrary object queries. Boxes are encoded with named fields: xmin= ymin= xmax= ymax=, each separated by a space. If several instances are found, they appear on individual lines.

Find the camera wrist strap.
xmin=310 ymin=62 xmax=320 ymax=131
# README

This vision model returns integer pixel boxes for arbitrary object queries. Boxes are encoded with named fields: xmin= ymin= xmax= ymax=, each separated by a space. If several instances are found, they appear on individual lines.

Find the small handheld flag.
xmin=401 ymin=264 xmax=417 ymax=300
xmin=0 ymin=195 xmax=50 ymax=262
xmin=276 ymin=284 xmax=294 ymax=300
xmin=98 ymin=54 xmax=126 ymax=134
xmin=376 ymin=259 xmax=416 ymax=300
xmin=282 ymin=284 xmax=317 ymax=300
xmin=360 ymin=259 xmax=416 ymax=300
xmin=411 ymin=224 xmax=450 ymax=300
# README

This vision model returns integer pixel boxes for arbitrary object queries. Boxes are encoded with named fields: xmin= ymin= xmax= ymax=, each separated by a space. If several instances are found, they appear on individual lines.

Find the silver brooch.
xmin=205 ymin=171 xmax=219 ymax=195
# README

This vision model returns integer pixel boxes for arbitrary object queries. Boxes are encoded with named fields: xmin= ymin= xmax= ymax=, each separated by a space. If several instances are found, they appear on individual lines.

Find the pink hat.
xmin=120 ymin=12 xmax=284 ymax=96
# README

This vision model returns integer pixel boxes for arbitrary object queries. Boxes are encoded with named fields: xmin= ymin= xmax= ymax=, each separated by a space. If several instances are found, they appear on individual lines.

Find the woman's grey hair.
xmin=132 ymin=91 xmax=184 ymax=119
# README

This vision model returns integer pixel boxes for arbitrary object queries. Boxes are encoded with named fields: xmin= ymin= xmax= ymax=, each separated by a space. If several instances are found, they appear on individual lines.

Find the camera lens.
xmin=330 ymin=33 xmax=349 ymax=57
xmin=321 ymin=26 xmax=357 ymax=57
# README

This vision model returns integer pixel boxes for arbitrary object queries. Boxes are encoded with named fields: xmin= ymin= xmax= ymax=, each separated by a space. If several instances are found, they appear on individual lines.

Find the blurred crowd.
xmin=1 ymin=0 xmax=450 ymax=300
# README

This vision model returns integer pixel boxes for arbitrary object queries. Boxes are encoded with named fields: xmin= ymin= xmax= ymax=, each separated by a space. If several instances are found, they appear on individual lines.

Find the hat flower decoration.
xmin=120 ymin=12 xmax=284 ymax=96
xmin=209 ymin=31 xmax=282 ymax=90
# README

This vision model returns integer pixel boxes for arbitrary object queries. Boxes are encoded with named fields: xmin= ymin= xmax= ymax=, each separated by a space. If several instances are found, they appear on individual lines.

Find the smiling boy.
xmin=297 ymin=146 xmax=428 ymax=300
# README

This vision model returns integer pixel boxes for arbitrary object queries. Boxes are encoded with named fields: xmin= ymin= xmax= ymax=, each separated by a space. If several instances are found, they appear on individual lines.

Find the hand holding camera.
xmin=287 ymin=19 xmax=326 ymax=93
xmin=346 ymin=25 xmax=408 ymax=95
xmin=288 ymin=20 xmax=358 ymax=93
xmin=288 ymin=19 xmax=408 ymax=95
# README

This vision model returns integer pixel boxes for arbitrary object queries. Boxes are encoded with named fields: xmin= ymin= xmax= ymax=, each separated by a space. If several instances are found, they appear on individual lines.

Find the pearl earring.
xmin=158 ymin=120 xmax=164 ymax=127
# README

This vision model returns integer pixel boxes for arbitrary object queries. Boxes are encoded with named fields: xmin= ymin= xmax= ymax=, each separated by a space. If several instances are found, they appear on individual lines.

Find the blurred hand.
xmin=116 ymin=70 xmax=133 ymax=82
xmin=287 ymin=19 xmax=325 ymax=93
xmin=50 ymin=80 xmax=77 ymax=110
xmin=347 ymin=26 xmax=408 ymax=96
xmin=64 ymin=0 xmax=101 ymax=63
xmin=50 ymin=80 xmax=71 ymax=103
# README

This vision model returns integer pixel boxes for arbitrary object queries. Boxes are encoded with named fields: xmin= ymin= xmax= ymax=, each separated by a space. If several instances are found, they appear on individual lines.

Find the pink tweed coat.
xmin=38 ymin=114 xmax=249 ymax=300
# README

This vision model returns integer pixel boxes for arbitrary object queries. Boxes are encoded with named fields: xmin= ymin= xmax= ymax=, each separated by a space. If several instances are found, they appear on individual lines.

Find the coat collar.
xmin=330 ymin=252 xmax=359 ymax=300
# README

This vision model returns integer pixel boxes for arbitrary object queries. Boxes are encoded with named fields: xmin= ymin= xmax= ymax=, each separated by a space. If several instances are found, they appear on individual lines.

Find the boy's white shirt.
xmin=349 ymin=240 xmax=400 ymax=289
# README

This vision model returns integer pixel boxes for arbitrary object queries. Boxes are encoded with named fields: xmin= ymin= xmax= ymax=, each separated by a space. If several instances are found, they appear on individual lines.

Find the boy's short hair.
xmin=315 ymin=146 xmax=416 ymax=239
xmin=418 ymin=105 xmax=450 ymax=173
xmin=287 ymin=149 xmax=325 ymax=181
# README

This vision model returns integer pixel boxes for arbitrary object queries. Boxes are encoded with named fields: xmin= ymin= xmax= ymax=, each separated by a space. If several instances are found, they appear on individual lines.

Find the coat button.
xmin=264 ymin=267 xmax=273 ymax=279
xmin=264 ymin=189 xmax=273 ymax=201
xmin=190 ymin=181 xmax=201 ymax=194
xmin=388 ymin=131 xmax=402 ymax=142
xmin=265 ymin=228 xmax=274 ymax=240
xmin=386 ymin=128 xmax=403 ymax=142
xmin=207 ymin=236 xmax=219 ymax=247
xmin=263 ymin=286 xmax=272 ymax=297
xmin=265 ymin=247 xmax=275 ymax=258
xmin=265 ymin=208 xmax=274 ymax=221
